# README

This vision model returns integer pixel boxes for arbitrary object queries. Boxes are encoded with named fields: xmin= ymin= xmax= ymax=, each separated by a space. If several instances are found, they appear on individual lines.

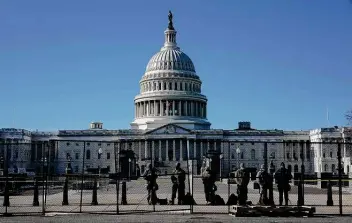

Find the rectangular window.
xmin=75 ymin=153 xmax=79 ymax=160
xmin=107 ymin=153 xmax=110 ymax=159
xmin=87 ymin=143 xmax=90 ymax=146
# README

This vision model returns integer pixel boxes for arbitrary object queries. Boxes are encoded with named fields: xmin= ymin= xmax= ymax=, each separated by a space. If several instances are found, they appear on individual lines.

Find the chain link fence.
xmin=1 ymin=140 xmax=352 ymax=216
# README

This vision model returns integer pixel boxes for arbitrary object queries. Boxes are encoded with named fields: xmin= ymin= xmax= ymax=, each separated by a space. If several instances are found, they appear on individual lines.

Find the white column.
xmin=193 ymin=140 xmax=196 ymax=159
xmin=180 ymin=139 xmax=183 ymax=161
xmin=160 ymin=100 xmax=163 ymax=116
xmin=179 ymin=101 xmax=182 ymax=116
xmin=195 ymin=102 xmax=198 ymax=117
xmin=35 ymin=143 xmax=38 ymax=161
xmin=166 ymin=140 xmax=169 ymax=161
xmin=190 ymin=101 xmax=193 ymax=116
xmin=166 ymin=101 xmax=169 ymax=116
xmin=144 ymin=140 xmax=148 ymax=159
xmin=172 ymin=100 xmax=175 ymax=116
xmin=303 ymin=141 xmax=306 ymax=161
xmin=138 ymin=141 xmax=141 ymax=161
xmin=152 ymin=141 xmax=155 ymax=160
xmin=159 ymin=140 xmax=162 ymax=161
xmin=173 ymin=139 xmax=176 ymax=161
xmin=200 ymin=141 xmax=203 ymax=158
xmin=154 ymin=101 xmax=157 ymax=116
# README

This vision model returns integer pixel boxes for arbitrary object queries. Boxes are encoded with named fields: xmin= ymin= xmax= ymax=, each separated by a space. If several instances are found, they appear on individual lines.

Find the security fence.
xmin=0 ymin=140 xmax=352 ymax=216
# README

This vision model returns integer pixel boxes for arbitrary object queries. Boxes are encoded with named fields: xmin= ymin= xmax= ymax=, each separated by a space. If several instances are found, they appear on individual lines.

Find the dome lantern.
xmin=162 ymin=10 xmax=179 ymax=51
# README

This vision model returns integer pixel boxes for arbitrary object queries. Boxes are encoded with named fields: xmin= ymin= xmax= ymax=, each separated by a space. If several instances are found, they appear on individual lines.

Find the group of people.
xmin=142 ymin=161 xmax=293 ymax=206
xmin=142 ymin=162 xmax=218 ymax=205
xmin=142 ymin=162 xmax=187 ymax=205
xmin=235 ymin=162 xmax=293 ymax=206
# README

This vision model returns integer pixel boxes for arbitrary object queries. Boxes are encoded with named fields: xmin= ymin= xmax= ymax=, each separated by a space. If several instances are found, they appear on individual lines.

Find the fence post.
xmin=3 ymin=143 xmax=10 ymax=210
xmin=91 ymin=176 xmax=98 ymax=205
xmin=33 ymin=178 xmax=39 ymax=206
xmin=114 ymin=141 xmax=120 ymax=214
xmin=227 ymin=141 xmax=230 ymax=213
xmin=79 ymin=142 xmax=86 ymax=213
xmin=337 ymin=142 xmax=342 ymax=215
xmin=62 ymin=176 xmax=69 ymax=205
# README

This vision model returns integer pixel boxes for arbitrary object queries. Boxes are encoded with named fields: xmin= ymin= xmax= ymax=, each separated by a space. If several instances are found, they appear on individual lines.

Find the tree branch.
xmin=346 ymin=110 xmax=352 ymax=125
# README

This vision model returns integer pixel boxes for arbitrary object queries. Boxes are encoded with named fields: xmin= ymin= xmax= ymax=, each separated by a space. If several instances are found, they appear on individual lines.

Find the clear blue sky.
xmin=0 ymin=0 xmax=351 ymax=131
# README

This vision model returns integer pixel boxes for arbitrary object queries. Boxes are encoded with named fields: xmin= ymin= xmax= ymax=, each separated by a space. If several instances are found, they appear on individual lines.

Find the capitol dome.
xmin=145 ymin=49 xmax=195 ymax=73
xmin=131 ymin=11 xmax=211 ymax=131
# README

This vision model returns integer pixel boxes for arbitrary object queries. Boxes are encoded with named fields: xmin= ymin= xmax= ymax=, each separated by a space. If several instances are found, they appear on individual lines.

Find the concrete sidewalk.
xmin=1 ymin=213 xmax=352 ymax=223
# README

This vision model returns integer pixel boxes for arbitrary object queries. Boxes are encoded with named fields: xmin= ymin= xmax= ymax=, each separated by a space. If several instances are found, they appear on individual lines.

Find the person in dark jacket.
xmin=142 ymin=163 xmax=159 ymax=205
xmin=202 ymin=167 xmax=216 ymax=204
xmin=171 ymin=162 xmax=186 ymax=205
xmin=274 ymin=162 xmax=292 ymax=206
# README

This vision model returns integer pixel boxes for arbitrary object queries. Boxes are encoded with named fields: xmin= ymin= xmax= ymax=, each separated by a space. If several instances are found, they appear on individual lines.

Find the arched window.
xmin=294 ymin=164 xmax=299 ymax=173
xmin=288 ymin=165 xmax=292 ymax=173
xmin=153 ymin=82 xmax=156 ymax=90
xmin=164 ymin=82 xmax=167 ymax=90
xmin=347 ymin=165 xmax=350 ymax=173
xmin=174 ymin=82 xmax=178 ymax=90
xmin=169 ymin=82 xmax=172 ymax=90
xmin=332 ymin=164 xmax=336 ymax=172
xmin=159 ymin=82 xmax=161 ymax=90
xmin=330 ymin=151 xmax=333 ymax=158
xmin=324 ymin=164 xmax=328 ymax=172
xmin=240 ymin=152 xmax=244 ymax=159
xmin=251 ymin=149 xmax=255 ymax=160
xmin=185 ymin=83 xmax=188 ymax=91
xmin=180 ymin=82 xmax=183 ymax=91
xmin=86 ymin=150 xmax=91 ymax=160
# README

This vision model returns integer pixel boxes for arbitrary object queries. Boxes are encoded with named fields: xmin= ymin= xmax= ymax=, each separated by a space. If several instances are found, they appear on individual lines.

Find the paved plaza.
xmin=1 ymin=177 xmax=352 ymax=215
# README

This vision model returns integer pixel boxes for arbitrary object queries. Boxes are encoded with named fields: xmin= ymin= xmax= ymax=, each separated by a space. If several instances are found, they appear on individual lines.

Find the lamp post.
xmin=128 ymin=158 xmax=131 ymax=179
xmin=236 ymin=146 xmax=241 ymax=170
xmin=219 ymin=154 xmax=223 ymax=181
xmin=98 ymin=147 xmax=103 ymax=176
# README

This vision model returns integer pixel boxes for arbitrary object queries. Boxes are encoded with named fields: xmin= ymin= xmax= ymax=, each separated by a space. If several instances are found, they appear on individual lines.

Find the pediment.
xmin=145 ymin=124 xmax=191 ymax=135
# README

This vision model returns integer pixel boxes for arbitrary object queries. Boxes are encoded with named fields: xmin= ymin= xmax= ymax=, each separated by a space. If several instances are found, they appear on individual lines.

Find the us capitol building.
xmin=1 ymin=12 xmax=352 ymax=177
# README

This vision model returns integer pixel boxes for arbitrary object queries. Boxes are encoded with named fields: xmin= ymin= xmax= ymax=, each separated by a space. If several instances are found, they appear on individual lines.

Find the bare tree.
xmin=346 ymin=110 xmax=352 ymax=125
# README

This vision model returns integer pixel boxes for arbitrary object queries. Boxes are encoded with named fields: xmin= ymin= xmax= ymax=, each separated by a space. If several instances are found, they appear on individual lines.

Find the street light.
xmin=219 ymin=154 xmax=223 ymax=180
xmin=236 ymin=146 xmax=241 ymax=170
xmin=128 ymin=158 xmax=131 ymax=179
xmin=98 ymin=147 xmax=103 ymax=176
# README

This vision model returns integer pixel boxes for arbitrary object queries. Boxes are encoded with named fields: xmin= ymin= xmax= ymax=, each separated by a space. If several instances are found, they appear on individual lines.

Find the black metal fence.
xmin=1 ymin=140 xmax=352 ymax=216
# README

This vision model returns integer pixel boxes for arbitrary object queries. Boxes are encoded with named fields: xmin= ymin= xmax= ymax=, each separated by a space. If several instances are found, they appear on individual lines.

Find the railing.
xmin=0 ymin=140 xmax=352 ymax=216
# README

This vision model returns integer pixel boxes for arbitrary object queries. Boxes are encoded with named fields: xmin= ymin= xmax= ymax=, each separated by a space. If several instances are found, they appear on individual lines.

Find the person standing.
xmin=171 ymin=162 xmax=186 ymax=205
xmin=202 ymin=167 xmax=215 ymax=205
xmin=235 ymin=163 xmax=250 ymax=205
xmin=142 ymin=163 xmax=159 ymax=205
xmin=274 ymin=162 xmax=292 ymax=206
xmin=256 ymin=164 xmax=271 ymax=205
